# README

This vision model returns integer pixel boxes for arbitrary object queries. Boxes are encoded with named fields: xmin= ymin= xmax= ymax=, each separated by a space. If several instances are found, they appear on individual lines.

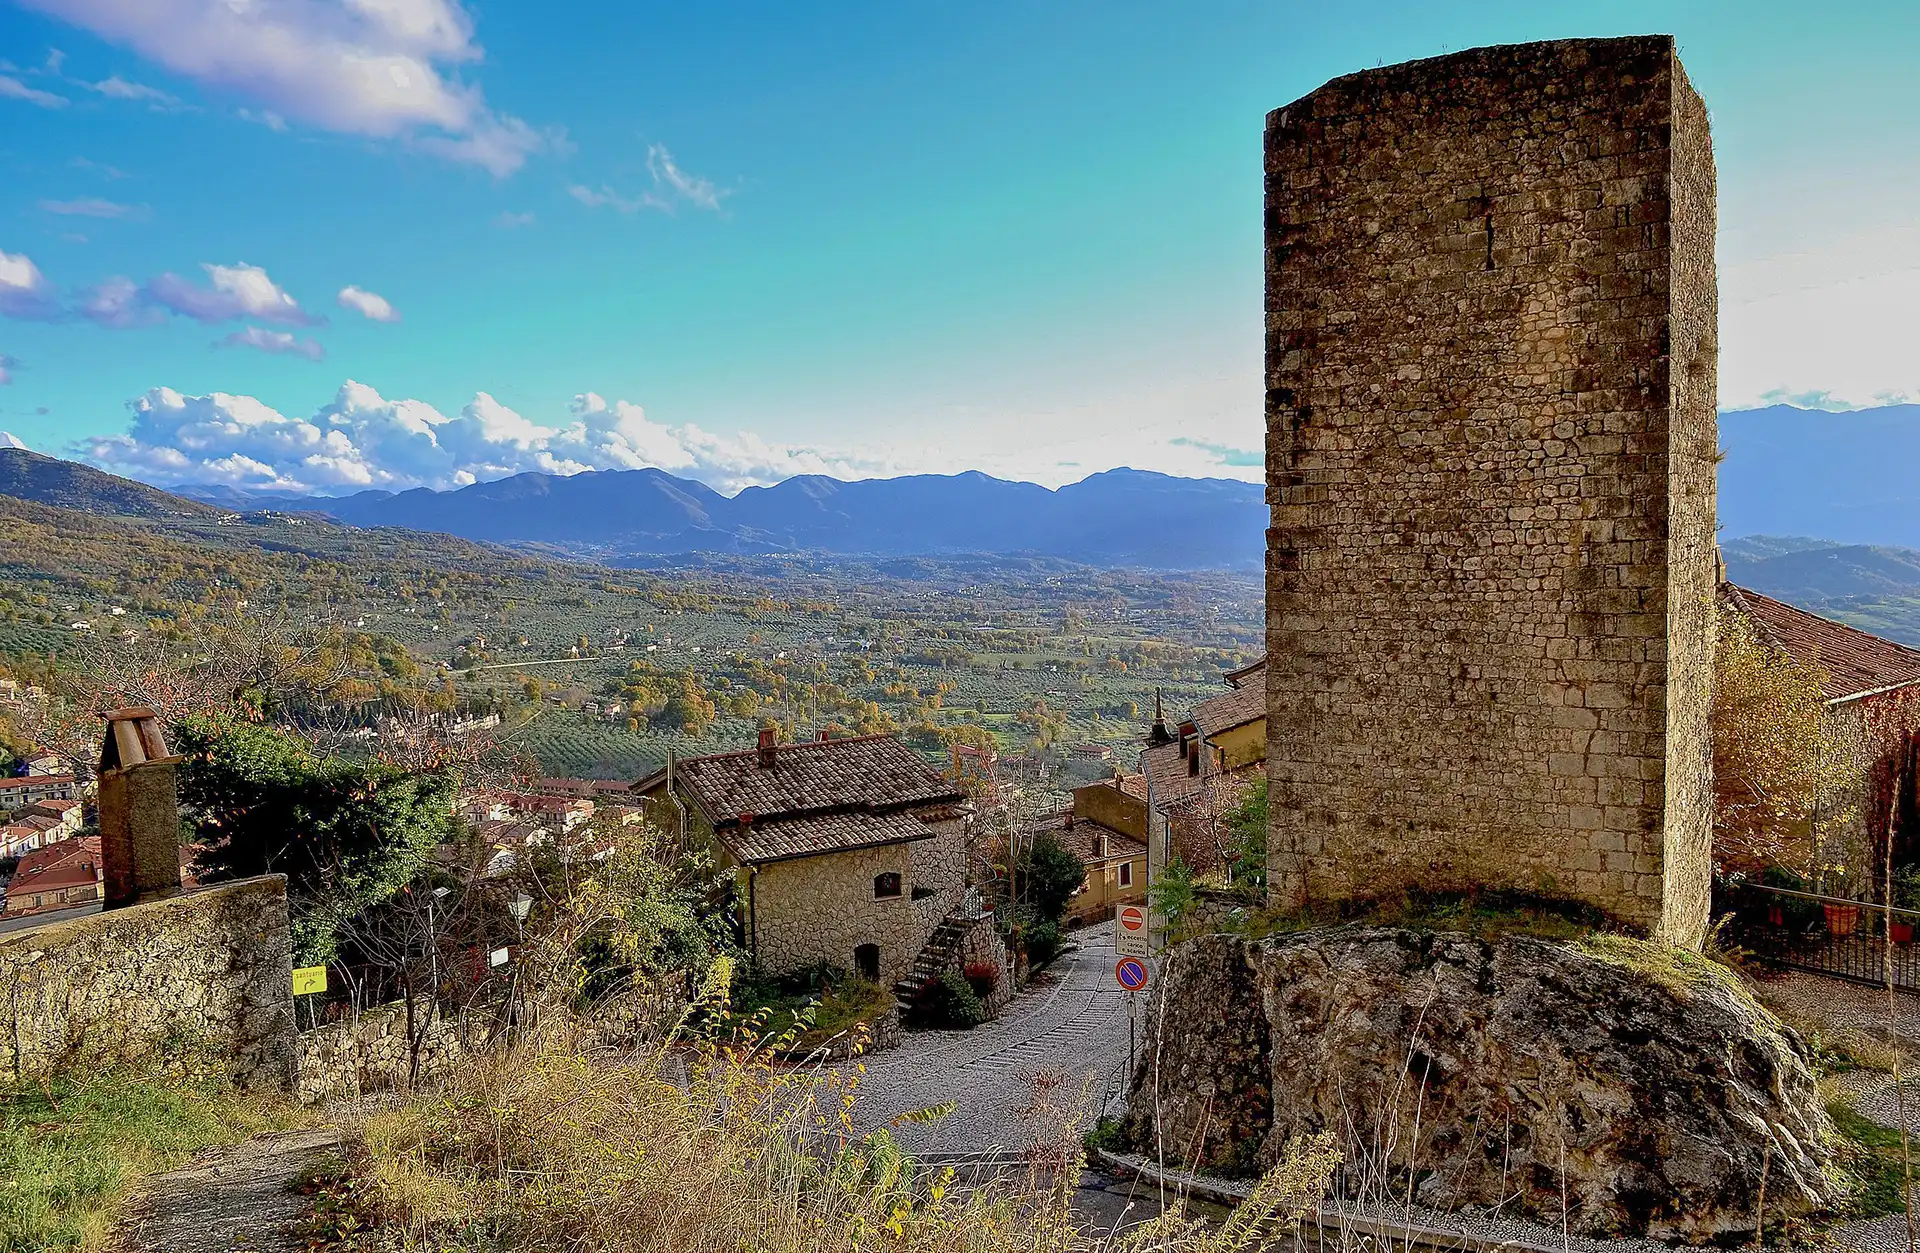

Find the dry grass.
xmin=343 ymin=971 xmax=1338 ymax=1253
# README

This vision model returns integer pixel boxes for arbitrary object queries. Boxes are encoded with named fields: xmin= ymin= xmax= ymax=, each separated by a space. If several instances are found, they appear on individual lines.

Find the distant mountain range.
xmin=1718 ymin=404 xmax=1920 ymax=547
xmin=165 ymin=465 xmax=1270 ymax=570
xmin=5 ymin=401 xmax=1918 ymax=573
xmin=0 ymin=448 xmax=1266 ymax=570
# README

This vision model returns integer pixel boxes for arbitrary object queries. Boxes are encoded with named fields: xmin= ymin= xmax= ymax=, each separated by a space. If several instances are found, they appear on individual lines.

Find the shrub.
xmin=1024 ymin=919 xmax=1065 ymax=970
xmin=962 ymin=961 xmax=999 ymax=999
xmin=911 ymin=969 xmax=985 ymax=1029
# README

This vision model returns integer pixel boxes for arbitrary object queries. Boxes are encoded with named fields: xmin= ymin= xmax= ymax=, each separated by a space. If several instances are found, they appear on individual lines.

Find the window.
xmin=1118 ymin=862 xmax=1134 ymax=888
xmin=873 ymin=872 xmax=902 ymax=899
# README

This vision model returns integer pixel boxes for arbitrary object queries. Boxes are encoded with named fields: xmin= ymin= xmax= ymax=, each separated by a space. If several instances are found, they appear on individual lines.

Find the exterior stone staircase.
xmin=893 ymin=894 xmax=994 ymax=1002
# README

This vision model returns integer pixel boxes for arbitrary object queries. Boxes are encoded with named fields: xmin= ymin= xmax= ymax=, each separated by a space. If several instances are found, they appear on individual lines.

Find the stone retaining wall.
xmin=296 ymin=999 xmax=481 ymax=1105
xmin=0 ymin=876 xmax=297 ymax=1091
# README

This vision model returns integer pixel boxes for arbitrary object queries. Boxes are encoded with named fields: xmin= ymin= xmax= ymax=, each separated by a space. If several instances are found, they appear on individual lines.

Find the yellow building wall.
xmin=1073 ymin=782 xmax=1148 ymax=841
xmin=1068 ymin=854 xmax=1148 ymax=923
xmin=1212 ymin=717 xmax=1267 ymax=773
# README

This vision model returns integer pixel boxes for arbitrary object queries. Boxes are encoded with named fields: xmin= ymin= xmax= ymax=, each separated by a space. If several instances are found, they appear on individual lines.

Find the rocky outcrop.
xmin=1127 ymin=927 xmax=1843 ymax=1239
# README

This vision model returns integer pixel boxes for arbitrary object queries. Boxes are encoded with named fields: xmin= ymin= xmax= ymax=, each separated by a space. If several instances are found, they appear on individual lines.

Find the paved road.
xmin=846 ymin=920 xmax=1141 ymax=1156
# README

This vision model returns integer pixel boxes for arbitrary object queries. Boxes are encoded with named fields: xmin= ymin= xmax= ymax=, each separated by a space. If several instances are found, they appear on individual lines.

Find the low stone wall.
xmin=296 ymin=999 xmax=482 ymax=1105
xmin=0 ymin=876 xmax=296 ymax=1091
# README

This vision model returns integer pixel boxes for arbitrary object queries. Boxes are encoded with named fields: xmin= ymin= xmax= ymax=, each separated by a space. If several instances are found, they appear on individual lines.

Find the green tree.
xmin=1016 ymin=830 xmax=1086 ymax=924
xmin=1226 ymin=776 xmax=1269 ymax=890
xmin=176 ymin=716 xmax=456 ymax=962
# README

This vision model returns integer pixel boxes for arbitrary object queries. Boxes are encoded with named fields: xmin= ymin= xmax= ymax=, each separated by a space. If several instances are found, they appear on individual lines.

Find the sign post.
xmin=291 ymin=965 xmax=327 ymax=1031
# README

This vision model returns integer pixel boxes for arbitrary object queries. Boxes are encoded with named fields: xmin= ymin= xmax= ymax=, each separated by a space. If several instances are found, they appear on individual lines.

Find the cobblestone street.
xmin=847 ymin=921 xmax=1139 ymax=1156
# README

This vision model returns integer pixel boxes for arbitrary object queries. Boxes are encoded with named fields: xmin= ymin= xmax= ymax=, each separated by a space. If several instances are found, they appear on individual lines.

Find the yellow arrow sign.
xmin=292 ymin=965 xmax=327 ymax=996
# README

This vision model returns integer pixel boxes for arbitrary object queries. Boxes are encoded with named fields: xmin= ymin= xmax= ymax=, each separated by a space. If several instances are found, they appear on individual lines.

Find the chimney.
xmin=1187 ymin=739 xmax=1200 ymax=777
xmin=1146 ymin=688 xmax=1174 ymax=749
xmin=97 ymin=708 xmax=184 ymax=909
xmin=757 ymin=726 xmax=778 ymax=769
xmin=818 ymin=729 xmax=831 ymax=742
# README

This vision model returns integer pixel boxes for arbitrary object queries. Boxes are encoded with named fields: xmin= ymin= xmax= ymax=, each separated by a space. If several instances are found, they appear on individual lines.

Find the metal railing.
xmin=1726 ymin=881 xmax=1920 ymax=992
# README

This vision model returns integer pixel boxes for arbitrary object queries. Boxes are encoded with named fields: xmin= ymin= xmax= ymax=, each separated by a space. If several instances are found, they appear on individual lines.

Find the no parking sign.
xmin=1115 ymin=956 xmax=1150 ymax=991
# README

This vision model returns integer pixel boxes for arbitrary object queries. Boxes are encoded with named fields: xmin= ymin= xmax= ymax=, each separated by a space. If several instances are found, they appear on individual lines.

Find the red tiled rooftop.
xmin=725 ymin=809 xmax=938 ymax=865
xmin=0 ymin=773 xmax=74 ymax=790
xmin=1726 ymin=585 xmax=1920 ymax=702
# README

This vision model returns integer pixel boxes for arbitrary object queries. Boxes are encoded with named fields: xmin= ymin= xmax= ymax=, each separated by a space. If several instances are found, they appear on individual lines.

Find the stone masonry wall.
xmin=0 ymin=877 xmax=297 ymax=1090
xmin=1263 ymin=37 xmax=1717 ymax=943
xmin=296 ymin=1000 xmax=477 ymax=1105
xmin=750 ymin=816 xmax=968 ymax=985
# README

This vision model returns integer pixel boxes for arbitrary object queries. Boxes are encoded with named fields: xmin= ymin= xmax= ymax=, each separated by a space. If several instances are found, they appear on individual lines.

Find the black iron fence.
xmin=1725 ymin=882 xmax=1920 ymax=992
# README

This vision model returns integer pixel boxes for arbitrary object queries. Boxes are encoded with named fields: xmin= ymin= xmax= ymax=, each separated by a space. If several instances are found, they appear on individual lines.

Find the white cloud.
xmin=0 ymin=74 xmax=68 ymax=108
xmin=218 ymin=326 xmax=326 ymax=362
xmin=76 ymin=276 xmax=163 ymax=327
xmin=336 ymin=285 xmax=399 ymax=323
xmin=0 ymin=250 xmax=61 ymax=320
xmin=147 ymin=262 xmax=318 ymax=325
xmin=68 ymin=156 xmax=130 ymax=179
xmin=38 ymin=196 xmax=147 ymax=219
xmin=18 ymin=0 xmax=556 ymax=175
xmin=77 ymin=381 xmax=894 ymax=494
xmin=0 ymin=353 xmax=18 ymax=385
xmin=86 ymin=75 xmax=188 ymax=111
xmin=570 ymin=144 xmax=727 ymax=216
xmin=493 ymin=210 xmax=535 ymax=229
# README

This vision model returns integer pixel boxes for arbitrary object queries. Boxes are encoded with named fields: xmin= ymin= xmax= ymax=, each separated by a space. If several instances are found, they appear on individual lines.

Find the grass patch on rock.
xmin=0 ymin=1071 xmax=303 ymax=1252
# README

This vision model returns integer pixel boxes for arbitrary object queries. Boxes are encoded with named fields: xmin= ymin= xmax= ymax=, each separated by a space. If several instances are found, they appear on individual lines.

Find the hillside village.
xmin=12 ymin=25 xmax=1920 ymax=1253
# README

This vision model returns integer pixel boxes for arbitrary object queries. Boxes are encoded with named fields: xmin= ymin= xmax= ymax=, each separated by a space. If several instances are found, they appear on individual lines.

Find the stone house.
xmin=636 ymin=730 xmax=979 ymax=987
xmin=1139 ymin=658 xmax=1268 ymax=874
xmin=1725 ymin=585 xmax=1920 ymax=894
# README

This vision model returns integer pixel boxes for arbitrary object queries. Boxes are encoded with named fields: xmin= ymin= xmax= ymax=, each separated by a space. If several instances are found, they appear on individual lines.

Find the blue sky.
xmin=2 ymin=1 xmax=1918 ymax=493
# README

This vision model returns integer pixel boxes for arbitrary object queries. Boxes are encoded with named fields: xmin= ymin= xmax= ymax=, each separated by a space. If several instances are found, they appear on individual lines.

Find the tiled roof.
xmin=1031 ymin=810 xmax=1147 ymax=865
xmin=11 ymin=835 xmax=100 ymax=891
xmin=673 ymin=734 xmax=965 ymax=826
xmin=1141 ymin=741 xmax=1204 ymax=811
xmin=1726 ymin=584 xmax=1920 ymax=702
xmin=725 ymin=809 xmax=937 ymax=864
xmin=0 ymin=774 xmax=74 ymax=790
xmin=1111 ymin=773 xmax=1149 ymax=802
xmin=1193 ymin=675 xmax=1266 ymax=738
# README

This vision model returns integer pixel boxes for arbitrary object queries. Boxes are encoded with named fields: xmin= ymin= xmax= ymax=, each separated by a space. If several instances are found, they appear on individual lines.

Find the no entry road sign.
xmin=1115 ymin=957 xmax=1150 ymax=992
xmin=1116 ymin=904 xmax=1150 ymax=956
xmin=1118 ymin=904 xmax=1146 ymax=931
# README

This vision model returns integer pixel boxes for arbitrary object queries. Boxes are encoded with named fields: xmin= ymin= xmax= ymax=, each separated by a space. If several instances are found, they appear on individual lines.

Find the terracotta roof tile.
xmin=1726 ymin=584 xmax=1920 ymax=702
xmin=674 ymin=734 xmax=965 ymax=825
xmin=1193 ymin=675 xmax=1266 ymax=737
xmin=1029 ymin=810 xmax=1147 ymax=865
xmin=724 ymin=809 xmax=938 ymax=864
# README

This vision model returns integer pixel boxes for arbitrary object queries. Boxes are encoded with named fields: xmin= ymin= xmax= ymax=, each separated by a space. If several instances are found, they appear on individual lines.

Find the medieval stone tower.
xmin=1263 ymin=36 xmax=1717 ymax=946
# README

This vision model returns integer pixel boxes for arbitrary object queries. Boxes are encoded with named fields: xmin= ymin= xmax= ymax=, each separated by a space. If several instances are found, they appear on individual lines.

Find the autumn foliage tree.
xmin=1711 ymin=601 xmax=1859 ymax=878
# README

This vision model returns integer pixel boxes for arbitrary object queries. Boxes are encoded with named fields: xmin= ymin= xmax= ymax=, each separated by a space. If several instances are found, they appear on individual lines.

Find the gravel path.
xmin=110 ymin=1128 xmax=340 ymax=1253
xmin=846 ymin=920 xmax=1139 ymax=1155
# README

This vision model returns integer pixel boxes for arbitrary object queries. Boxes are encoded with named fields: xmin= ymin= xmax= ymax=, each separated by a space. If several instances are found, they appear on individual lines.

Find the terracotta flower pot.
xmin=1766 ymin=904 xmax=1785 ymax=927
xmin=1892 ymin=919 xmax=1915 ymax=944
xmin=1824 ymin=903 xmax=1861 ymax=937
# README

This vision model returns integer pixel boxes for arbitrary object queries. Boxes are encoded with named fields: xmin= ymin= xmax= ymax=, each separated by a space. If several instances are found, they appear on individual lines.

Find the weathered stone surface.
xmin=1263 ymin=36 xmax=1718 ymax=945
xmin=295 ymin=999 xmax=477 ymax=1105
xmin=0 ymin=877 xmax=297 ymax=1091
xmin=1128 ymin=928 xmax=1841 ymax=1239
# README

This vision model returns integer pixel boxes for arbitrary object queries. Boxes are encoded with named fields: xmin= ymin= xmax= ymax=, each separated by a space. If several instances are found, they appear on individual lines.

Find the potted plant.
xmin=1758 ymin=864 xmax=1810 ymax=929
xmin=1825 ymin=900 xmax=1862 ymax=937
xmin=1891 ymin=865 xmax=1920 ymax=943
